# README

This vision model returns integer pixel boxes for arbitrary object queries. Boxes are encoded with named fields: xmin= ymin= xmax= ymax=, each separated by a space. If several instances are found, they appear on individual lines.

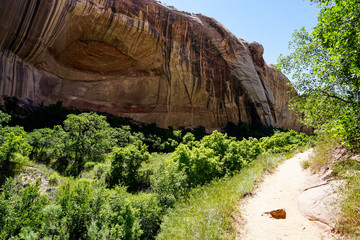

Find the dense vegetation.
xmin=0 ymin=108 xmax=315 ymax=239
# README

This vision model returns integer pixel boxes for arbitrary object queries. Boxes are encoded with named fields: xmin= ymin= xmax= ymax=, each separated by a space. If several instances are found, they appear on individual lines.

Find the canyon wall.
xmin=0 ymin=0 xmax=304 ymax=131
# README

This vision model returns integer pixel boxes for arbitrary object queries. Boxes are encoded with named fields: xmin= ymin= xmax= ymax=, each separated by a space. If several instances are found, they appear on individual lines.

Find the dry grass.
xmin=308 ymin=137 xmax=360 ymax=238
xmin=308 ymin=137 xmax=340 ymax=172
xmin=337 ymin=174 xmax=360 ymax=238
xmin=300 ymin=159 xmax=310 ymax=169
xmin=332 ymin=156 xmax=360 ymax=238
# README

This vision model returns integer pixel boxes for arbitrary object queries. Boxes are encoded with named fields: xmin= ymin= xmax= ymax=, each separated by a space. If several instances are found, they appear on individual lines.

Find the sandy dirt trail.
xmin=238 ymin=149 xmax=335 ymax=240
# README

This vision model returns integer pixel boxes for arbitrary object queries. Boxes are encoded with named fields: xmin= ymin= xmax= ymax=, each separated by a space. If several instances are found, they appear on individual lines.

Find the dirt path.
xmin=238 ymin=149 xmax=336 ymax=240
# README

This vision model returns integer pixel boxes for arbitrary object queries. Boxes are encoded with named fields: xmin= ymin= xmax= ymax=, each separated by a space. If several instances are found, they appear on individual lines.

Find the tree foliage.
xmin=278 ymin=0 xmax=360 ymax=149
xmin=0 ymin=178 xmax=48 ymax=240
xmin=0 ymin=107 xmax=316 ymax=239
xmin=63 ymin=113 xmax=114 ymax=175
xmin=108 ymin=141 xmax=150 ymax=191
xmin=0 ymin=111 xmax=31 ymax=178
xmin=151 ymin=130 xmax=313 ymax=208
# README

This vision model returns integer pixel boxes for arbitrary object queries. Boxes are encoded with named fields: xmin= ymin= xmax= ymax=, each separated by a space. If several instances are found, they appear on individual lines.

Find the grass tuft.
xmin=300 ymin=160 xmax=310 ymax=169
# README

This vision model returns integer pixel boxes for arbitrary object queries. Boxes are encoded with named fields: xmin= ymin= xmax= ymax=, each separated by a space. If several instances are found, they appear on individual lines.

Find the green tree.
xmin=278 ymin=0 xmax=360 ymax=149
xmin=63 ymin=112 xmax=114 ymax=175
xmin=27 ymin=128 xmax=60 ymax=164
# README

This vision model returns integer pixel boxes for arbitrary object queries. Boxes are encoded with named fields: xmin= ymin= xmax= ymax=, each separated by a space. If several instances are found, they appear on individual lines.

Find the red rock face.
xmin=0 ymin=0 xmax=304 ymax=131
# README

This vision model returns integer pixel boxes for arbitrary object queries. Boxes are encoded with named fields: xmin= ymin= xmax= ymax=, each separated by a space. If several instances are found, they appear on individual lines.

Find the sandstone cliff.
xmin=0 ymin=0 xmax=303 ymax=131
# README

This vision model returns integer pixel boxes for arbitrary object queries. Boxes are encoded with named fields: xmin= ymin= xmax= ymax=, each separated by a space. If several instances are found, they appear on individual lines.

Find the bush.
xmin=172 ymin=144 xmax=222 ymax=187
xmin=108 ymin=141 xmax=150 ymax=191
xmin=222 ymin=141 xmax=251 ymax=175
xmin=201 ymin=131 xmax=232 ymax=158
xmin=182 ymin=132 xmax=196 ymax=145
xmin=112 ymin=126 xmax=145 ymax=147
xmin=48 ymin=172 xmax=60 ymax=186
xmin=108 ymin=186 xmax=142 ymax=239
xmin=56 ymin=179 xmax=94 ymax=239
xmin=150 ymin=159 xmax=188 ymax=208
xmin=27 ymin=128 xmax=63 ymax=165
xmin=0 ymin=131 xmax=31 ymax=176
xmin=260 ymin=130 xmax=312 ymax=154
xmin=92 ymin=163 xmax=110 ymax=181
xmin=0 ymin=110 xmax=11 ymax=126
xmin=131 ymin=193 xmax=162 ymax=239
xmin=40 ymin=203 xmax=68 ymax=239
xmin=0 ymin=178 xmax=48 ymax=239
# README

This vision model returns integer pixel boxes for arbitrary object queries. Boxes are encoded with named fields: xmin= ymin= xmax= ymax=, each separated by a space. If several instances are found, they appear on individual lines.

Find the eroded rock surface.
xmin=0 ymin=0 xmax=303 ymax=130
xmin=298 ymin=180 xmax=342 ymax=229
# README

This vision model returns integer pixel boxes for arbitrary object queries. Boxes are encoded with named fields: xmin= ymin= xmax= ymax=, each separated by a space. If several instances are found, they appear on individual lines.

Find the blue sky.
xmin=159 ymin=0 xmax=319 ymax=65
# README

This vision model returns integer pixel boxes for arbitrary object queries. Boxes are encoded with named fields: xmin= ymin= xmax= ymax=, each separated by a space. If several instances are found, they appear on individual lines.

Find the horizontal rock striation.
xmin=0 ymin=0 xmax=304 ymax=131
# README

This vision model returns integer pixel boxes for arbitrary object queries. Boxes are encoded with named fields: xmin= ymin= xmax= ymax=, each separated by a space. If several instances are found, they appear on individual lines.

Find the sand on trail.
xmin=237 ymin=149 xmax=337 ymax=240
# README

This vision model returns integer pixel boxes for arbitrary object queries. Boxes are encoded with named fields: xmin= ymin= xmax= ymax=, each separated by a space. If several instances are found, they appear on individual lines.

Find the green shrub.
xmin=300 ymin=160 xmax=310 ymax=169
xmin=0 ymin=110 xmax=11 ymax=126
xmin=131 ymin=193 xmax=162 ymax=239
xmin=0 ymin=178 xmax=48 ymax=239
xmin=150 ymin=159 xmax=188 ymax=208
xmin=108 ymin=186 xmax=142 ymax=239
xmin=222 ymin=141 xmax=249 ymax=175
xmin=84 ymin=161 xmax=96 ymax=170
xmin=201 ymin=130 xmax=232 ymax=158
xmin=27 ymin=128 xmax=59 ymax=164
xmin=40 ymin=203 xmax=68 ymax=239
xmin=56 ymin=179 xmax=94 ymax=239
xmin=88 ymin=220 xmax=109 ymax=240
xmin=113 ymin=126 xmax=145 ymax=147
xmin=48 ymin=172 xmax=60 ymax=186
xmin=260 ymin=130 xmax=311 ymax=154
xmin=173 ymin=144 xmax=222 ymax=187
xmin=92 ymin=163 xmax=110 ymax=181
xmin=182 ymin=132 xmax=196 ymax=145
xmin=0 ymin=131 xmax=31 ymax=176
xmin=108 ymin=141 xmax=150 ymax=191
